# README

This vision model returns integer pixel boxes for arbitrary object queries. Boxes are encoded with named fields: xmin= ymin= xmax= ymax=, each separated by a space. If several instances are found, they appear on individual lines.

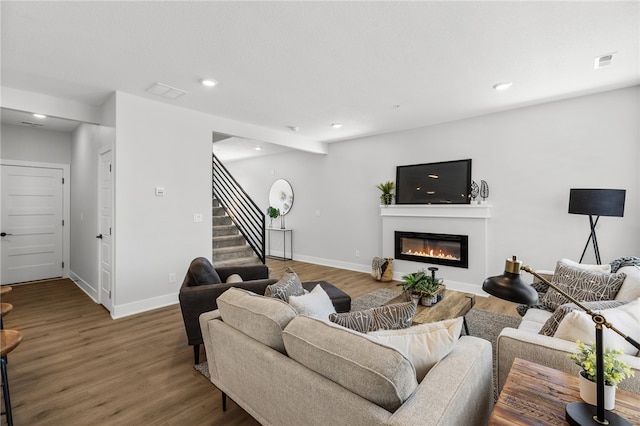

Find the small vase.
xmin=579 ymin=371 xmax=616 ymax=410
xmin=410 ymin=293 xmax=421 ymax=306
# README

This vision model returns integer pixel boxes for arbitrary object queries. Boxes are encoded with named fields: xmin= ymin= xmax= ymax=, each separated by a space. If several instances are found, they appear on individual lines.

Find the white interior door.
xmin=1 ymin=165 xmax=64 ymax=285
xmin=98 ymin=150 xmax=113 ymax=312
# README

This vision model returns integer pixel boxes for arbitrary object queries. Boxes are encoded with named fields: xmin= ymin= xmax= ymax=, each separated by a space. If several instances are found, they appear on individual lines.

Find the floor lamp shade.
xmin=568 ymin=189 xmax=626 ymax=217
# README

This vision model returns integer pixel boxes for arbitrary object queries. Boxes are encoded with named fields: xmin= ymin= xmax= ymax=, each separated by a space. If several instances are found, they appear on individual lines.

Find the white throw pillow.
xmin=225 ymin=273 xmax=243 ymax=283
xmin=368 ymin=317 xmax=463 ymax=382
xmin=615 ymin=265 xmax=640 ymax=301
xmin=554 ymin=298 xmax=640 ymax=355
xmin=288 ymin=284 xmax=336 ymax=319
xmin=560 ymin=258 xmax=611 ymax=273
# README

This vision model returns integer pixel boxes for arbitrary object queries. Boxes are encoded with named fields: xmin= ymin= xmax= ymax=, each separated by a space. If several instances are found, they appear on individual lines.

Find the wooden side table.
xmin=490 ymin=358 xmax=640 ymax=425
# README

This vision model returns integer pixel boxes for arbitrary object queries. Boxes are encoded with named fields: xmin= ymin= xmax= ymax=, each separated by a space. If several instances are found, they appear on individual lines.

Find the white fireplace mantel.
xmin=380 ymin=204 xmax=491 ymax=295
xmin=379 ymin=204 xmax=491 ymax=219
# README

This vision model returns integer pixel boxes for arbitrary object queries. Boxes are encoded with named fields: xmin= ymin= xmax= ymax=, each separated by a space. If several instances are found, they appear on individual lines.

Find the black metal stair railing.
xmin=212 ymin=153 xmax=265 ymax=264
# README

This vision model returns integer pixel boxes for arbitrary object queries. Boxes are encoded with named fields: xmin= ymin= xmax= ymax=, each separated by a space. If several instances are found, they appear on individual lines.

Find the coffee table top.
xmin=490 ymin=358 xmax=640 ymax=425
xmin=387 ymin=289 xmax=475 ymax=325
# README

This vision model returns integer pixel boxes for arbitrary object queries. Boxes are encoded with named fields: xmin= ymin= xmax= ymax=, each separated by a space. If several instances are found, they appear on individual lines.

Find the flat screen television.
xmin=395 ymin=159 xmax=472 ymax=204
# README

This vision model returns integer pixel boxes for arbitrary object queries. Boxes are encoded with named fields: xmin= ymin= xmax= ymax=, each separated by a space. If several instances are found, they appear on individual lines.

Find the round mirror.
xmin=268 ymin=179 xmax=294 ymax=215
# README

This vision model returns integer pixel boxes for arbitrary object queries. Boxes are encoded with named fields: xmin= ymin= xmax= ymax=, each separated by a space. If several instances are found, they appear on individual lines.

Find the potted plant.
xmin=568 ymin=341 xmax=634 ymax=409
xmin=266 ymin=206 xmax=280 ymax=227
xmin=415 ymin=274 xmax=444 ymax=306
xmin=376 ymin=181 xmax=395 ymax=206
xmin=399 ymin=270 xmax=428 ymax=305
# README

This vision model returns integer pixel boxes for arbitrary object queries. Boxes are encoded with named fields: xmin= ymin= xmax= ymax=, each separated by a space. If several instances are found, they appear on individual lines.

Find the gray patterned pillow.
xmin=329 ymin=302 xmax=416 ymax=333
xmin=541 ymin=261 xmax=626 ymax=311
xmin=264 ymin=267 xmax=305 ymax=302
xmin=328 ymin=309 xmax=374 ymax=333
xmin=539 ymin=300 xmax=627 ymax=336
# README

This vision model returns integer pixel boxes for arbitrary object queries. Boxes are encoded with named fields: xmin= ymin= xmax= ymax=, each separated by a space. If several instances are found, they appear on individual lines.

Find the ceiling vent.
xmin=21 ymin=121 xmax=44 ymax=127
xmin=146 ymin=82 xmax=187 ymax=99
xmin=594 ymin=53 xmax=615 ymax=69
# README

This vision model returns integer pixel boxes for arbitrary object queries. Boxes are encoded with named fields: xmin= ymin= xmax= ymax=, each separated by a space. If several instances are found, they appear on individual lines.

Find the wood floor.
xmin=0 ymin=260 xmax=518 ymax=426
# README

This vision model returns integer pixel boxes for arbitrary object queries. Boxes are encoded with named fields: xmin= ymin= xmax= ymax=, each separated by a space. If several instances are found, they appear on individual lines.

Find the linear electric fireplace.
xmin=395 ymin=231 xmax=469 ymax=268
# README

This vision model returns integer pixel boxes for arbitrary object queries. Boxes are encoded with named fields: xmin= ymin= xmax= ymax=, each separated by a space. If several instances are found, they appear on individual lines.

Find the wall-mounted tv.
xmin=395 ymin=159 xmax=472 ymax=205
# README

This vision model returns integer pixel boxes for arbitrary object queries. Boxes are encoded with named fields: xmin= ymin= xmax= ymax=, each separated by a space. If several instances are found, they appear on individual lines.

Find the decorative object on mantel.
xmin=569 ymin=341 xmax=634 ymax=410
xmin=482 ymin=256 xmax=640 ymax=426
xmin=376 ymin=181 xmax=395 ymax=205
xmin=371 ymin=257 xmax=393 ymax=282
xmin=479 ymin=180 xmax=489 ymax=204
xmin=266 ymin=206 xmax=280 ymax=228
xmin=470 ymin=180 xmax=480 ymax=204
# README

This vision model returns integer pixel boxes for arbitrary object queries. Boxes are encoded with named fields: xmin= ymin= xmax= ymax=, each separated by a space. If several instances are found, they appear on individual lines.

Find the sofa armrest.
xmin=388 ymin=336 xmax=494 ymax=426
xmin=497 ymin=327 xmax=640 ymax=394
xmin=199 ymin=309 xmax=222 ymax=381
xmin=216 ymin=264 xmax=270 ymax=282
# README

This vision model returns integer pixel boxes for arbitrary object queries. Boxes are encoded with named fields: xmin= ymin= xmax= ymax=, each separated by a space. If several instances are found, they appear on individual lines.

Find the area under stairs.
xmin=212 ymin=199 xmax=262 ymax=268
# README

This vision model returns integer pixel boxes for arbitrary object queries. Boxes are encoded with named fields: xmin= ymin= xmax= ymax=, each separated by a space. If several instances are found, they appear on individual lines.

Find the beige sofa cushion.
xmin=282 ymin=315 xmax=418 ymax=412
xmin=217 ymin=287 xmax=297 ymax=353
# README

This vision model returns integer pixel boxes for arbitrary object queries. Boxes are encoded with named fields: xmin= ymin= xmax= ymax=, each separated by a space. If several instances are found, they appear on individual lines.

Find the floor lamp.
xmin=568 ymin=189 xmax=626 ymax=265
xmin=483 ymin=256 xmax=640 ymax=426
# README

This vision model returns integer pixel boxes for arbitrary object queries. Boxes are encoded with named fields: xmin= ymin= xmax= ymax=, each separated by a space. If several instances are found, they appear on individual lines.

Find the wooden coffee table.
xmin=490 ymin=358 xmax=640 ymax=425
xmin=387 ymin=289 xmax=475 ymax=333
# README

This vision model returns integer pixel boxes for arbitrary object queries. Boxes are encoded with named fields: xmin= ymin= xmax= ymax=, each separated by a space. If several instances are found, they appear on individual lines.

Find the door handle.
xmin=0 ymin=232 xmax=12 ymax=237
xmin=96 ymin=234 xmax=103 ymax=239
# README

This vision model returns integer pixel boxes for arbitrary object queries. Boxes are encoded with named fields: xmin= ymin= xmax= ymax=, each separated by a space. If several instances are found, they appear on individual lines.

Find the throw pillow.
xmin=225 ymin=273 xmax=243 ymax=283
xmin=560 ymin=258 xmax=611 ymax=273
xmin=541 ymin=261 xmax=626 ymax=311
xmin=288 ymin=284 xmax=337 ymax=319
xmin=264 ymin=267 xmax=305 ymax=302
xmin=329 ymin=302 xmax=416 ymax=333
xmin=614 ymin=265 xmax=640 ymax=301
xmin=368 ymin=317 xmax=463 ymax=382
xmin=329 ymin=310 xmax=374 ymax=333
xmin=539 ymin=300 xmax=627 ymax=337
xmin=554 ymin=298 xmax=640 ymax=355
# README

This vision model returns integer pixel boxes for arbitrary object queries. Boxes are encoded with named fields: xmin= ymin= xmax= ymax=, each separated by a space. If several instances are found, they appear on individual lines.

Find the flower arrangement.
xmin=568 ymin=341 xmax=634 ymax=386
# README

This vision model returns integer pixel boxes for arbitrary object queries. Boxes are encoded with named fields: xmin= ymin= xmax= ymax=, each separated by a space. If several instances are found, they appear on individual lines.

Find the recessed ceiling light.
xmin=33 ymin=113 xmax=47 ymax=119
xmin=331 ymin=123 xmax=343 ymax=128
xmin=201 ymin=79 xmax=217 ymax=87
xmin=254 ymin=146 xmax=262 ymax=151
xmin=493 ymin=82 xmax=513 ymax=91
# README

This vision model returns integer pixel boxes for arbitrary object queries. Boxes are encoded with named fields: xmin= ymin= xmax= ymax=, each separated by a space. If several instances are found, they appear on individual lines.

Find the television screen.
xmin=395 ymin=159 xmax=471 ymax=204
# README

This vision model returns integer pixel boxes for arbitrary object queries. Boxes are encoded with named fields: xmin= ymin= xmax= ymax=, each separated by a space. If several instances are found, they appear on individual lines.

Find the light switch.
xmin=193 ymin=213 xmax=203 ymax=223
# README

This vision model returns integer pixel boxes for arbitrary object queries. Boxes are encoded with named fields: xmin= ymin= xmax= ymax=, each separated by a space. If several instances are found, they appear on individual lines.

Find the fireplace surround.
xmin=395 ymin=231 xmax=469 ymax=268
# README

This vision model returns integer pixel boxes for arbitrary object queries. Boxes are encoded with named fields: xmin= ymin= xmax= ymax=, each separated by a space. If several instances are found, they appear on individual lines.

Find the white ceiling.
xmin=2 ymin=1 xmax=638 ymax=160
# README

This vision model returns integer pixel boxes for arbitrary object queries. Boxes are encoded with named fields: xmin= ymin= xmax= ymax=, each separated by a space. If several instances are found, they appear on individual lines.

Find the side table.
xmin=490 ymin=358 xmax=640 ymax=425
xmin=266 ymin=228 xmax=292 ymax=260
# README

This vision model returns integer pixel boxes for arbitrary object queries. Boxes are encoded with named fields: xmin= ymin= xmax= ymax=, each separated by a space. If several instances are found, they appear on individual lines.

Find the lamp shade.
xmin=482 ymin=257 xmax=539 ymax=305
xmin=568 ymin=189 xmax=625 ymax=217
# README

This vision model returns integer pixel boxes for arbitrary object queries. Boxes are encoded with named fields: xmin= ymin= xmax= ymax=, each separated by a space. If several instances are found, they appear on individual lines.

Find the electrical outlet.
xmin=355 ymin=249 xmax=360 ymax=258
xmin=168 ymin=273 xmax=176 ymax=283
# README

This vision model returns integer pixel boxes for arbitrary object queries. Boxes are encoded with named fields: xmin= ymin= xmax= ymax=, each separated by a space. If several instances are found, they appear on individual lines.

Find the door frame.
xmin=0 ymin=159 xmax=70 ymax=282
xmin=97 ymin=147 xmax=114 ymax=312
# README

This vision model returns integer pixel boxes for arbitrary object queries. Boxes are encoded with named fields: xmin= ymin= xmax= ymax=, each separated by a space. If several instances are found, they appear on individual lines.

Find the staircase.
xmin=212 ymin=199 xmax=262 ymax=268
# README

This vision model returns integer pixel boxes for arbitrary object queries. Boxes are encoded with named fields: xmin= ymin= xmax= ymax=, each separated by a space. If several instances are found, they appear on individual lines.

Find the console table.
xmin=490 ymin=358 xmax=640 ymax=425
xmin=266 ymin=228 xmax=292 ymax=260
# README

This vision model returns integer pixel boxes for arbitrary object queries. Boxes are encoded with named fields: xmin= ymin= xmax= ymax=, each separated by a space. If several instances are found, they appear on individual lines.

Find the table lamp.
xmin=483 ymin=256 xmax=640 ymax=426
xmin=568 ymin=189 xmax=625 ymax=265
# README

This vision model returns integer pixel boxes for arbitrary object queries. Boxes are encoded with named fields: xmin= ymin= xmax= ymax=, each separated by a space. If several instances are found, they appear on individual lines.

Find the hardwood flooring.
xmin=0 ymin=260 xmax=518 ymax=425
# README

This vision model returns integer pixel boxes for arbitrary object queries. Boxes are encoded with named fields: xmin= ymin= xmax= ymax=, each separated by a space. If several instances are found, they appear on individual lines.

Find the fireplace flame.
xmin=403 ymin=249 xmax=460 ymax=261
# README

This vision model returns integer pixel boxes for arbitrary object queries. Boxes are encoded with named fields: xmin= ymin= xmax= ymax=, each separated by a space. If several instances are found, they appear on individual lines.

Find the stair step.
xmin=213 ymin=245 xmax=255 ymax=261
xmin=213 ymin=256 xmax=262 ymax=268
xmin=213 ymin=206 xmax=226 ymax=217
xmin=213 ymin=215 xmax=232 ymax=226
xmin=213 ymin=235 xmax=247 ymax=249
xmin=213 ymin=225 xmax=239 ymax=237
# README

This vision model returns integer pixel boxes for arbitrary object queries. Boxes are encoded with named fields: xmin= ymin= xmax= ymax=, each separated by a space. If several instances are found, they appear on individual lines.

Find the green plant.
xmin=399 ymin=269 xmax=441 ymax=295
xmin=376 ymin=181 xmax=395 ymax=205
xmin=568 ymin=341 xmax=634 ymax=386
xmin=266 ymin=206 xmax=280 ymax=219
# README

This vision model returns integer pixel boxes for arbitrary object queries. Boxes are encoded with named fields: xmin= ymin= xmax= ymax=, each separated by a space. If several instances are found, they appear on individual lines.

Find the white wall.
xmin=0 ymin=123 xmax=72 ymax=164
xmin=69 ymin=123 xmax=100 ymax=299
xmin=226 ymin=87 xmax=640 ymax=292
xmin=111 ymin=92 xmax=214 ymax=317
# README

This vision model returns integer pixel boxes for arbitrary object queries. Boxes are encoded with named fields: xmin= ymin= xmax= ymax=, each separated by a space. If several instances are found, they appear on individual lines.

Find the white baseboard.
xmin=69 ymin=270 xmax=98 ymax=302
xmin=111 ymin=293 xmax=179 ymax=319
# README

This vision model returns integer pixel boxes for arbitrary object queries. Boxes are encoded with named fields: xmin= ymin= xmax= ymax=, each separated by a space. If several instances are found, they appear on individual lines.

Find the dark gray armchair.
xmin=179 ymin=257 xmax=277 ymax=364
